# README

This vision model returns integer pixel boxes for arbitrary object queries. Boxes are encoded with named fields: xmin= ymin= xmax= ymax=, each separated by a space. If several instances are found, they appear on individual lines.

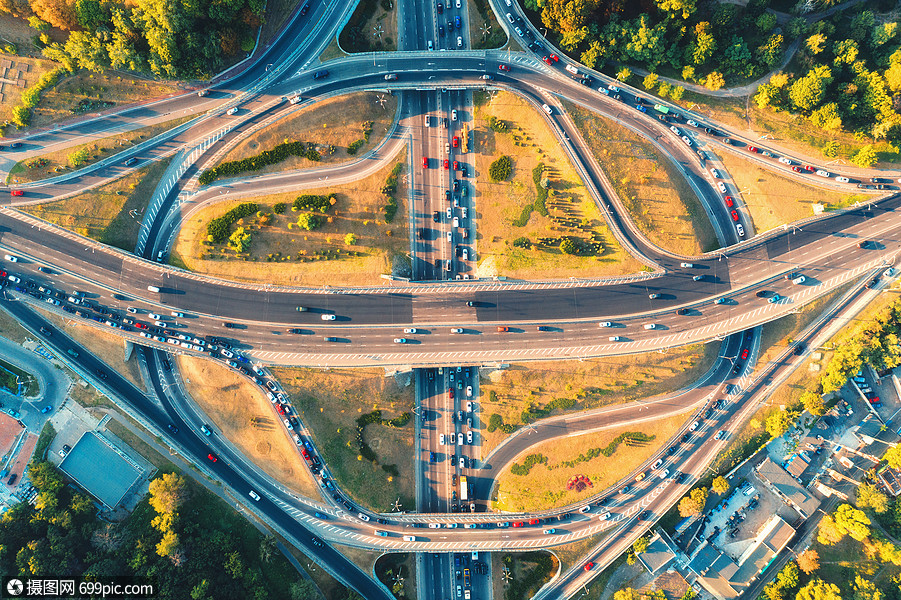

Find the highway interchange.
xmin=1 ymin=0 xmax=900 ymax=598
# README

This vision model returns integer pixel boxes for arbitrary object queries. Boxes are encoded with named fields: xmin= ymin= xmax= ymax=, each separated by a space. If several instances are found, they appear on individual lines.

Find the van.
xmin=565 ymin=64 xmax=578 ymax=75
xmin=147 ymin=285 xmax=160 ymax=293
xmin=289 ymin=95 xmax=302 ymax=104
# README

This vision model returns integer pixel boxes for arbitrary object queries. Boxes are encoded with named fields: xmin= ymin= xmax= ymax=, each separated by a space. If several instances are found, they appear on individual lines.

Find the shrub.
xmin=512 ymin=203 xmax=533 ymax=227
xmin=510 ymin=454 xmax=547 ymax=476
xmin=296 ymin=213 xmax=322 ymax=231
xmin=199 ymin=140 xmax=310 ymax=185
xmin=344 ymin=233 xmax=357 ymax=245
xmin=489 ymin=155 xmax=512 ymax=181
xmin=11 ymin=105 xmax=31 ymax=128
xmin=487 ymin=413 xmax=504 ymax=432
xmin=273 ymin=202 xmax=287 ymax=214
xmin=513 ymin=237 xmax=531 ymax=249
xmin=207 ymin=202 xmax=258 ymax=243
xmin=293 ymin=194 xmax=333 ymax=213
xmin=347 ymin=139 xmax=366 ymax=155
xmin=487 ymin=115 xmax=508 ymax=133
xmin=68 ymin=147 xmax=91 ymax=167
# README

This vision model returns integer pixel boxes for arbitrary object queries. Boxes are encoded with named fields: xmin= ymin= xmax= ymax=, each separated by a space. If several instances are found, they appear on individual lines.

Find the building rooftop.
xmin=756 ymin=457 xmax=821 ymax=518
xmin=58 ymin=432 xmax=145 ymax=508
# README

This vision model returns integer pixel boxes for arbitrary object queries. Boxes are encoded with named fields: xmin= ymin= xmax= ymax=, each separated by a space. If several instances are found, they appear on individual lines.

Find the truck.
xmin=461 ymin=123 xmax=469 ymax=154
xmin=463 ymin=568 xmax=471 ymax=587
xmin=653 ymin=104 xmax=670 ymax=114
xmin=460 ymin=476 xmax=468 ymax=501
xmin=564 ymin=64 xmax=579 ymax=76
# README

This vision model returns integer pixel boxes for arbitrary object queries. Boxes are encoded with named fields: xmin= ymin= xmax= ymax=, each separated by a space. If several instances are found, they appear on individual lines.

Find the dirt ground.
xmin=479 ymin=343 xmax=718 ymax=455
xmin=472 ymin=91 xmax=645 ymax=280
xmin=271 ymin=366 xmax=415 ymax=512
xmin=493 ymin=411 xmax=691 ymax=512
xmin=173 ymin=152 xmax=409 ymax=286
xmin=565 ymin=100 xmax=719 ymax=255
xmin=219 ymin=92 xmax=398 ymax=173
xmin=9 ymin=117 xmax=189 ymax=184
xmin=717 ymin=150 xmax=866 ymax=234
xmin=24 ymin=157 xmax=172 ymax=251
xmin=176 ymin=355 xmax=324 ymax=501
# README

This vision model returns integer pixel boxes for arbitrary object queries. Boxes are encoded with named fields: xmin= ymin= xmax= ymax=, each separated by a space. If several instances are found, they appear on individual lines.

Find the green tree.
xmin=797 ymin=579 xmax=841 ymax=600
xmin=800 ymin=391 xmax=826 ymax=416
xmin=580 ymin=40 xmax=607 ymax=70
xmin=149 ymin=472 xmax=187 ymax=515
xmin=766 ymin=410 xmax=797 ymax=438
xmin=756 ymin=12 xmax=777 ymax=34
xmin=344 ymin=233 xmax=357 ymax=245
xmin=613 ymin=589 xmax=640 ymax=600
xmin=852 ymin=575 xmax=883 ymax=600
xmin=678 ymin=487 xmax=708 ymax=517
xmin=822 ymin=141 xmax=839 ymax=159
xmin=711 ymin=476 xmax=729 ymax=495
xmin=787 ymin=17 xmax=808 ymax=40
xmin=885 ymin=444 xmax=901 ymax=470
xmin=809 ymin=103 xmax=843 ymax=131
xmin=789 ymin=65 xmax=832 ymax=112
xmin=856 ymin=483 xmax=889 ymax=513
xmin=228 ymin=227 xmax=251 ymax=253
xmin=616 ymin=67 xmax=633 ymax=82
xmin=541 ymin=0 xmax=598 ymax=37
xmin=851 ymin=145 xmax=878 ymax=168
xmin=833 ymin=39 xmax=860 ymax=66
xmin=687 ymin=22 xmax=716 ymax=66
xmin=559 ymin=238 xmax=578 ymax=255
xmin=758 ymin=34 xmax=784 ymax=69
xmin=834 ymin=503 xmax=871 ymax=541
xmin=489 ymin=155 xmax=512 ymax=181
xmin=68 ymin=146 xmax=91 ymax=167
xmin=632 ymin=536 xmax=649 ymax=554
xmin=296 ymin=213 xmax=321 ymax=231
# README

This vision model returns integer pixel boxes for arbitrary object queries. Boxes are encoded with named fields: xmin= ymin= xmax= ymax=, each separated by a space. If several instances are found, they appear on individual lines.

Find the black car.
xmin=433 ymin=211 xmax=440 ymax=222
xmin=95 ymin=369 xmax=108 ymax=380
xmin=300 ymin=1 xmax=310 ymax=15
xmin=667 ymin=446 xmax=677 ymax=455
xmin=223 ymin=322 xmax=235 ymax=328
xmin=312 ymin=537 xmax=323 ymax=547
xmin=793 ymin=342 xmax=806 ymax=355
xmin=124 ymin=157 xmax=138 ymax=167
xmin=166 ymin=423 xmax=179 ymax=434
xmin=677 ymin=308 xmax=690 ymax=315
xmin=638 ymin=510 xmax=652 ymax=521
xmin=376 ymin=518 xmax=388 ymax=525
xmin=312 ymin=70 xmax=329 ymax=79
xmin=675 ymin=472 xmax=687 ymax=483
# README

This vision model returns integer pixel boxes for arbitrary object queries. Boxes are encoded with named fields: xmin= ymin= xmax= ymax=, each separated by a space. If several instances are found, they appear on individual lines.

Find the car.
xmin=638 ymin=510 xmax=651 ymax=521
xmin=731 ymin=210 xmax=740 ymax=222
xmin=748 ymin=146 xmax=759 ymax=153
xmin=677 ymin=308 xmax=690 ymax=315
xmin=643 ymin=323 xmax=658 ymax=330
xmin=717 ymin=182 xmax=727 ymax=193
xmin=466 ymin=385 xmax=473 ymax=397
xmin=715 ymin=430 xmax=727 ymax=440
xmin=312 ymin=69 xmax=329 ymax=79
xmin=456 ymin=36 xmax=463 ymax=47
xmin=394 ymin=338 xmax=407 ymax=344
xmin=321 ymin=314 xmax=336 ymax=320
xmin=422 ymin=156 xmax=429 ymax=169
xmin=4 ymin=254 xmax=17 ymax=263
xmin=792 ymin=166 xmax=803 ymax=173
xmin=768 ymin=293 xmax=781 ymax=303
xmin=778 ymin=157 xmax=792 ymax=165
xmin=649 ymin=293 xmax=660 ymax=299
xmin=451 ymin=328 xmax=463 ymax=334
xmin=584 ymin=562 xmax=594 ymax=571
xmin=736 ymin=223 xmax=745 ymax=237
xmin=724 ymin=196 xmax=734 ymax=207
xmin=543 ymin=55 xmax=554 ymax=65
xmin=693 ymin=275 xmax=704 ymax=281
xmin=836 ymin=176 xmax=850 ymax=183
xmin=542 ymin=528 xmax=556 ymax=534
xmin=207 ymin=453 xmax=218 ymax=462
xmin=816 ymin=169 xmax=830 ymax=177
xmin=498 ymin=63 xmax=510 ymax=72
xmin=740 ymin=348 xmax=749 ymax=360
xmin=437 ymin=1 xmax=443 ymax=12
xmin=599 ymin=321 xmax=612 ymax=328
xmin=452 ymin=109 xmax=458 ymax=121
xmin=455 ymin=15 xmax=461 ymax=28
xmin=248 ymin=490 xmax=261 ymax=501
xmin=166 ymin=424 xmax=179 ymax=434
xmin=710 ymin=168 xmax=721 ymax=178
xmin=496 ymin=326 xmax=509 ymax=332
xmin=681 ymin=135 xmax=693 ymax=146
xmin=689 ymin=421 xmax=700 ymax=431
xmin=609 ymin=336 xmax=622 ymax=342
xmin=670 ymin=125 xmax=680 ymax=135
xmin=452 ymin=136 xmax=459 ymax=148
xmin=10 ymin=190 xmax=23 ymax=196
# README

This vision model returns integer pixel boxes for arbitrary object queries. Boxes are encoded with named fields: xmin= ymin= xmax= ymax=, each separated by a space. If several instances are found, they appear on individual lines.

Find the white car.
xmin=220 ymin=348 xmax=234 ymax=358
xmin=466 ymin=431 xmax=473 ymax=444
xmin=816 ymin=169 xmax=830 ymax=177
xmin=456 ymin=36 xmax=463 ymax=47
xmin=452 ymin=109 xmax=458 ymax=121
xmin=680 ymin=262 xmax=693 ymax=268
xmin=459 ymin=456 xmax=465 ymax=468
xmin=609 ymin=336 xmax=621 ymax=342
xmin=643 ymin=323 xmax=657 ymax=330
xmin=686 ymin=119 xmax=698 ymax=127
xmin=394 ymin=338 xmax=407 ymax=343
xmin=579 ymin=505 xmax=591 ymax=513
xmin=249 ymin=490 xmax=261 ymax=501
xmin=689 ymin=420 xmax=700 ymax=431
xmin=447 ymin=231 xmax=452 ymax=242
xmin=4 ymin=254 xmax=17 ymax=262
xmin=710 ymin=168 xmax=721 ymax=178
xmin=126 ymin=307 xmax=138 ymax=313
xmin=440 ymin=434 xmax=446 ymax=445
xmin=154 ymin=321 xmax=167 ymax=327
xmin=358 ymin=513 xmax=371 ymax=522
xmin=171 ymin=311 xmax=184 ymax=318
xmin=598 ymin=512 xmax=611 ymax=521
xmin=149 ymin=313 xmax=162 ymax=320
xmin=778 ymin=157 xmax=792 ymax=165
xmin=466 ymin=401 xmax=473 ymax=411
xmin=404 ymin=328 xmax=417 ymax=334
xmin=451 ymin=328 xmax=463 ymax=334
xmin=447 ymin=207 xmax=453 ymax=218
xmin=466 ymin=386 xmax=472 ymax=397
xmin=449 ymin=433 xmax=456 ymax=444
xmin=652 ymin=458 xmax=663 ymax=469
xmin=599 ymin=321 xmax=612 ymax=327
xmin=321 ymin=314 xmax=336 ymax=320
xmin=670 ymin=126 xmax=680 ymax=135
xmin=462 ymin=248 xmax=469 ymax=260
xmin=681 ymin=135 xmax=693 ymax=146
xmin=736 ymin=223 xmax=745 ymax=237
xmin=455 ymin=0 xmax=461 ymax=6
xmin=453 ymin=216 xmax=459 ymax=227
xmin=457 ymin=434 xmax=463 ymax=446
xmin=835 ymin=176 xmax=850 ymax=183
xmin=717 ymin=182 xmax=727 ymax=193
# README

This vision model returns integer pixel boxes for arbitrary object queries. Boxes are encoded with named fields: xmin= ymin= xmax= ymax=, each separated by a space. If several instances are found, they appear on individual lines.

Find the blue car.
xmin=430 ymin=451 xmax=437 ymax=463
xmin=41 ymin=405 xmax=52 ymax=414
xmin=455 ymin=15 xmax=461 ymax=29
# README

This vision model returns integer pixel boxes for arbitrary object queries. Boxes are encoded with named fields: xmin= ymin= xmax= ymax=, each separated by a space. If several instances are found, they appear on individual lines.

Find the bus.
xmin=461 ymin=124 xmax=469 ymax=154
xmin=653 ymin=104 xmax=670 ymax=114
xmin=460 ymin=476 xmax=469 ymax=501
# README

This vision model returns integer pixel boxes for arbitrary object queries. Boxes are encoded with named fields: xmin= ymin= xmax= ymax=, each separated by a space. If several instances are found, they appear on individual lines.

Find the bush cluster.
xmin=532 ymin=163 xmax=550 ymax=216
xmin=382 ymin=163 xmax=403 ymax=222
xmin=489 ymin=155 xmax=512 ymax=181
xmin=354 ymin=409 xmax=410 ymax=470
xmin=513 ymin=236 xmax=531 ymax=249
xmin=199 ymin=140 xmax=318 ymax=185
xmin=512 ymin=204 xmax=533 ymax=227
xmin=487 ymin=115 xmax=508 ymax=133
xmin=12 ymin=66 xmax=69 ymax=128
xmin=293 ymin=194 xmax=334 ymax=213
xmin=207 ymin=202 xmax=258 ymax=243
xmin=510 ymin=453 xmax=548 ymax=476
xmin=273 ymin=202 xmax=287 ymax=214
xmin=486 ymin=413 xmax=516 ymax=434
xmin=558 ymin=432 xmax=655 ymax=469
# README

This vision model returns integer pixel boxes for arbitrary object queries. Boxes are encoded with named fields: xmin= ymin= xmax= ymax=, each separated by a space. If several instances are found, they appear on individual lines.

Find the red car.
xmin=448 ymin=389 xmax=454 ymax=400
xmin=444 ymin=159 xmax=449 ymax=170
xmin=498 ymin=64 xmax=510 ymax=71
xmin=512 ymin=521 xmax=524 ymax=527
xmin=10 ymin=190 xmax=23 ymax=196
xmin=870 ymin=396 xmax=881 ymax=404
xmin=747 ymin=146 xmax=759 ymax=153
xmin=276 ymin=403 xmax=285 ymax=414
xmin=730 ymin=210 xmax=739 ymax=222
xmin=740 ymin=348 xmax=749 ymax=360
xmin=584 ymin=562 xmax=595 ymax=571
xmin=496 ymin=326 xmax=509 ymax=332
xmin=301 ymin=449 xmax=311 ymax=460
xmin=724 ymin=196 xmax=734 ymax=208
xmin=135 ymin=322 xmax=148 ymax=329
xmin=803 ymin=165 xmax=815 ymax=172
xmin=791 ymin=166 xmax=802 ymax=173
xmin=422 ymin=157 xmax=429 ymax=169
xmin=549 ymin=54 xmax=559 ymax=62
xmin=453 ymin=160 xmax=459 ymax=170
xmin=528 ymin=518 xmax=539 ymax=525
xmin=452 ymin=136 xmax=459 ymax=147
xmin=543 ymin=56 xmax=553 ymax=65
xmin=207 ymin=453 xmax=218 ymax=462
xmin=0 ymin=270 xmax=6 ymax=278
